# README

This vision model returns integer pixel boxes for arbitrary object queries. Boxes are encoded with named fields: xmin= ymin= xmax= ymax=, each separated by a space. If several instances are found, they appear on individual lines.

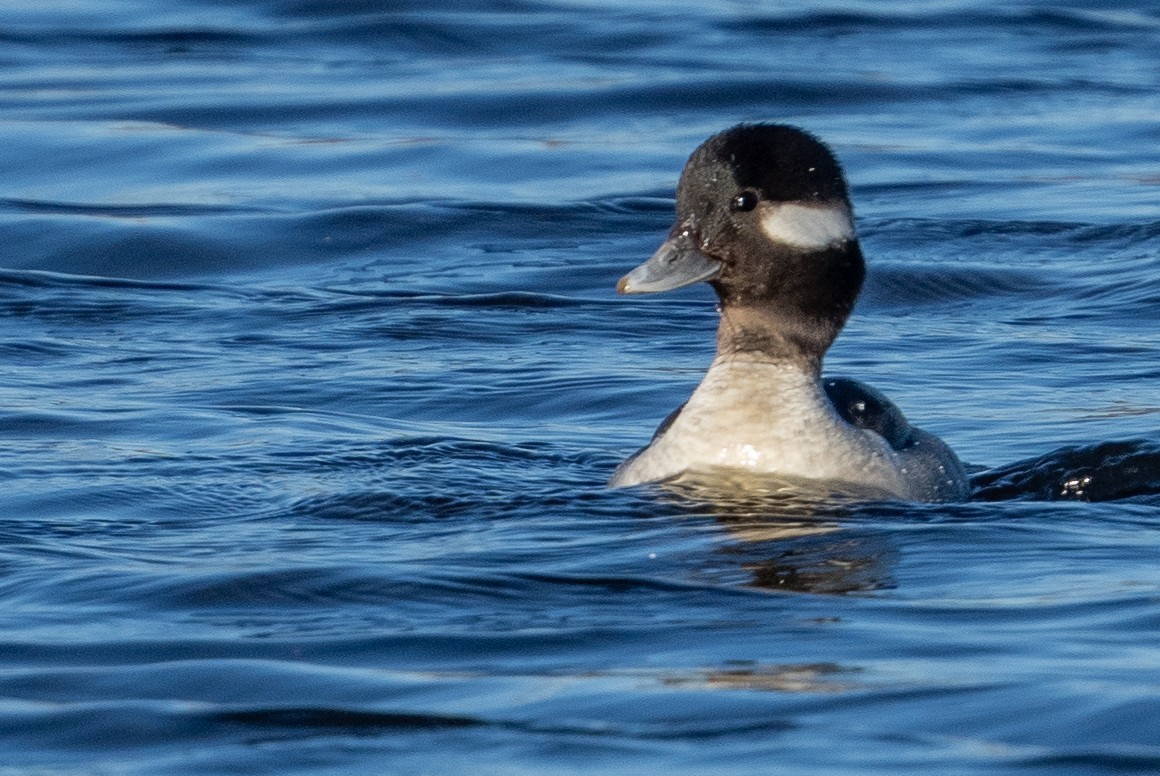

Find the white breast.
xmin=611 ymin=358 xmax=911 ymax=497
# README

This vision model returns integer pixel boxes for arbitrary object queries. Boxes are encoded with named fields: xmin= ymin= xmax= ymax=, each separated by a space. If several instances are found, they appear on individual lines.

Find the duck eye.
xmin=731 ymin=190 xmax=759 ymax=212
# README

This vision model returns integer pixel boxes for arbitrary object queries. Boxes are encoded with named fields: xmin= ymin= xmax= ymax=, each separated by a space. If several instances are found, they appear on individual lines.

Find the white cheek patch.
xmin=760 ymin=202 xmax=855 ymax=250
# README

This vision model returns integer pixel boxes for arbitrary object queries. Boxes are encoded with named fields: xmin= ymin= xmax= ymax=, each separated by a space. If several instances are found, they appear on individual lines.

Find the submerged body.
xmin=611 ymin=124 xmax=969 ymax=502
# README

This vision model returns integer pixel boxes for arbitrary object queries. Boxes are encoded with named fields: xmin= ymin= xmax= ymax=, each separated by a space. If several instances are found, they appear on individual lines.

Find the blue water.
xmin=2 ymin=1 xmax=1159 ymax=773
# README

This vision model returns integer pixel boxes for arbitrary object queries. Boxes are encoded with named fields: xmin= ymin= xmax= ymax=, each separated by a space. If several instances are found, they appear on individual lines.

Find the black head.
xmin=675 ymin=124 xmax=865 ymax=362
xmin=679 ymin=123 xmax=850 ymax=207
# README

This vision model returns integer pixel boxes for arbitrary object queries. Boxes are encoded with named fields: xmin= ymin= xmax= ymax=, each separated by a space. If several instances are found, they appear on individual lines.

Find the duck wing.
xmin=823 ymin=377 xmax=913 ymax=451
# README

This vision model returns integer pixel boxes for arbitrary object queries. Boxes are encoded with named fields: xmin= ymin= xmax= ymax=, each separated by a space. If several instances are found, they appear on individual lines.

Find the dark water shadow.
xmin=970 ymin=438 xmax=1160 ymax=504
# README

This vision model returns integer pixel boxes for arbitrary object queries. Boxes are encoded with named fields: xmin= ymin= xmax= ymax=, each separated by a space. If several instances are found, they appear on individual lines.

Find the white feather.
xmin=760 ymin=202 xmax=855 ymax=250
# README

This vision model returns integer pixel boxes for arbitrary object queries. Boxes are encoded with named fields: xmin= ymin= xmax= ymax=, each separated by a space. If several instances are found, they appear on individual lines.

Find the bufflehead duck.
xmin=610 ymin=124 xmax=969 ymax=502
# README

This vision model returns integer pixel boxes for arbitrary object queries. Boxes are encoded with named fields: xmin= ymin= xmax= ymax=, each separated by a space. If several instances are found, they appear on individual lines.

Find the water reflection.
xmin=661 ymin=662 xmax=862 ymax=693
xmin=653 ymin=470 xmax=900 ymax=594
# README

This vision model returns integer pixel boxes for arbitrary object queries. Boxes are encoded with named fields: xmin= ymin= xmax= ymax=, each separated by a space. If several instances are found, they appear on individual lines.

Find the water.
xmin=1 ymin=1 xmax=1159 ymax=773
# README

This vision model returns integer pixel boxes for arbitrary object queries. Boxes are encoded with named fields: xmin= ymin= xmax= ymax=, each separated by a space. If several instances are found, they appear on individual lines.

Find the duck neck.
xmin=714 ymin=305 xmax=833 ymax=378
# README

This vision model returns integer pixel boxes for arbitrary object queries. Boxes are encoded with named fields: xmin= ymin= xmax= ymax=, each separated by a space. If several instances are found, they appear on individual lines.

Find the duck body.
xmin=611 ymin=124 xmax=969 ymax=502
xmin=610 ymin=358 xmax=968 ymax=501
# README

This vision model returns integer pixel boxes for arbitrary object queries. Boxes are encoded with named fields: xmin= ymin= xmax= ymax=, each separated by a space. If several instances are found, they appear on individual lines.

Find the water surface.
xmin=1 ymin=1 xmax=1159 ymax=773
